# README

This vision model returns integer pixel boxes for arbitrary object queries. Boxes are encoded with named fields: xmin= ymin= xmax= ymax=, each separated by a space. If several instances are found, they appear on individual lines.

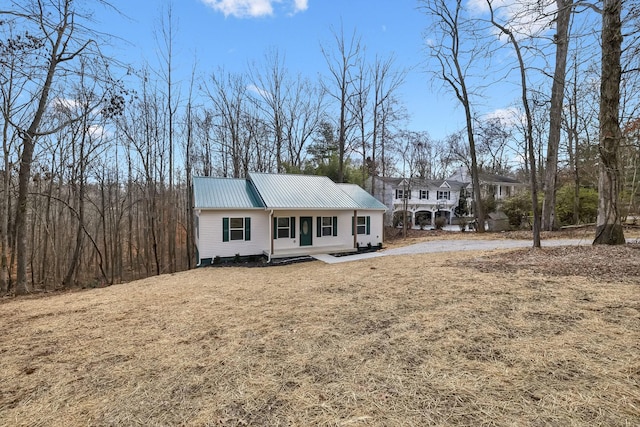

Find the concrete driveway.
xmin=311 ymin=238 xmax=593 ymax=264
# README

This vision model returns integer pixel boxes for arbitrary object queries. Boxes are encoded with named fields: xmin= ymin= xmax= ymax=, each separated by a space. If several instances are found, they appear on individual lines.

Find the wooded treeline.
xmin=1 ymin=0 xmax=639 ymax=293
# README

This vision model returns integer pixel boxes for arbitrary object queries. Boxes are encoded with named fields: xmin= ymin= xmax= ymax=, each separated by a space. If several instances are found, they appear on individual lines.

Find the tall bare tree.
xmin=3 ymin=0 xmax=110 ymax=294
xmin=321 ymin=24 xmax=362 ymax=183
xmin=420 ymin=0 xmax=486 ymax=232
xmin=249 ymin=48 xmax=287 ymax=172
xmin=155 ymin=3 xmax=180 ymax=272
xmin=370 ymin=54 xmax=406 ymax=193
xmin=487 ymin=0 xmax=541 ymax=247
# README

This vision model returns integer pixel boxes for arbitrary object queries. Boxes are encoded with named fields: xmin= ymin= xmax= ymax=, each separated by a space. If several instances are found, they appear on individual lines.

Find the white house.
xmin=193 ymin=173 xmax=387 ymax=264
xmin=367 ymin=168 xmax=525 ymax=228
xmin=447 ymin=166 xmax=526 ymax=201
xmin=367 ymin=176 xmax=468 ymax=227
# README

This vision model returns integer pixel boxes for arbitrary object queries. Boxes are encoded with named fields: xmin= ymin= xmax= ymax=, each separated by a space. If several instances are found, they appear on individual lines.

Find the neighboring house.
xmin=367 ymin=167 xmax=524 ymax=228
xmin=193 ymin=173 xmax=386 ymax=264
xmin=367 ymin=176 xmax=468 ymax=227
xmin=447 ymin=166 xmax=526 ymax=201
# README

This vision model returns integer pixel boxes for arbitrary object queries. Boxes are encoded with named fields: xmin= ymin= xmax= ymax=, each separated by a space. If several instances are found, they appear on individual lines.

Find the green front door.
xmin=300 ymin=216 xmax=313 ymax=246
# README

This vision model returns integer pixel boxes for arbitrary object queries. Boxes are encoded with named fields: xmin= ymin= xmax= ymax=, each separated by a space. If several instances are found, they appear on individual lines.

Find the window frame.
xmin=223 ymin=216 xmax=251 ymax=242
xmin=420 ymin=190 xmax=429 ymax=200
xmin=437 ymin=190 xmax=450 ymax=200
xmin=396 ymin=189 xmax=410 ymax=199
xmin=229 ymin=217 xmax=245 ymax=241
xmin=352 ymin=215 xmax=371 ymax=235
xmin=276 ymin=217 xmax=290 ymax=239
xmin=317 ymin=216 xmax=338 ymax=237
xmin=321 ymin=216 xmax=333 ymax=236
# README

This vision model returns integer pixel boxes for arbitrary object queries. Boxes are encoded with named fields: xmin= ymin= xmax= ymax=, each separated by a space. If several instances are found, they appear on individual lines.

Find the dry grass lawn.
xmin=1 ymin=239 xmax=639 ymax=426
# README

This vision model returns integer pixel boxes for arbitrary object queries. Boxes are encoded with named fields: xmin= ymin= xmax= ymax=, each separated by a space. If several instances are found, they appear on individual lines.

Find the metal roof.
xmin=249 ymin=172 xmax=361 ymax=210
xmin=337 ymin=184 xmax=387 ymax=210
xmin=193 ymin=177 xmax=264 ymax=209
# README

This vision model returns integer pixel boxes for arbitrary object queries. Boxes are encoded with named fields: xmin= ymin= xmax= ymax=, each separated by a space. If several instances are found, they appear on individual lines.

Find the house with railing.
xmin=367 ymin=167 xmax=525 ymax=228
xmin=366 ymin=176 xmax=468 ymax=227
xmin=447 ymin=167 xmax=526 ymax=201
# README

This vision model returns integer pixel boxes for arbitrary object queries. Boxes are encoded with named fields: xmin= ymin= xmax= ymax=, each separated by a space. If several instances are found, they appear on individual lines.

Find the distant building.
xmin=447 ymin=166 xmax=526 ymax=201
xmin=366 ymin=176 xmax=468 ymax=227
xmin=366 ymin=167 xmax=525 ymax=228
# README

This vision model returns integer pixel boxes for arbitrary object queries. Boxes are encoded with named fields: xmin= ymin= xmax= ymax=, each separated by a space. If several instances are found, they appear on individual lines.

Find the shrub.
xmin=555 ymin=184 xmax=598 ymax=225
xmin=213 ymin=256 xmax=221 ymax=265
xmin=502 ymin=192 xmax=532 ymax=228
xmin=481 ymin=194 xmax=497 ymax=215
xmin=434 ymin=217 xmax=446 ymax=230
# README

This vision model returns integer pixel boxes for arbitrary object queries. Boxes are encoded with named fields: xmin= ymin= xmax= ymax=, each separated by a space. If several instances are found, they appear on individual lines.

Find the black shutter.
xmin=366 ymin=216 xmax=371 ymax=235
xmin=244 ymin=217 xmax=251 ymax=241
xmin=222 ymin=217 xmax=229 ymax=242
xmin=273 ymin=217 xmax=278 ymax=239
xmin=332 ymin=216 xmax=338 ymax=236
xmin=351 ymin=216 xmax=354 ymax=235
xmin=290 ymin=217 xmax=296 ymax=238
xmin=317 ymin=217 xmax=321 ymax=237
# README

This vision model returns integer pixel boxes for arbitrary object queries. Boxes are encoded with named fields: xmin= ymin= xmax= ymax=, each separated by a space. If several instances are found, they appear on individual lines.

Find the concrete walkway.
xmin=311 ymin=238 xmax=593 ymax=264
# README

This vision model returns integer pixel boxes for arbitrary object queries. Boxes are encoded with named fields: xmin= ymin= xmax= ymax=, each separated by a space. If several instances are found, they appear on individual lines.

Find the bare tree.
xmin=203 ymin=69 xmax=254 ymax=178
xmin=348 ymin=53 xmax=371 ymax=185
xmin=321 ymin=24 xmax=362 ymax=183
xmin=487 ymin=0 xmax=542 ymax=247
xmin=370 ymin=54 xmax=406 ymax=193
xmin=249 ymin=48 xmax=287 ymax=172
xmin=0 ymin=19 xmax=31 ymax=292
xmin=2 ymin=0 xmax=112 ymax=294
xmin=283 ymin=77 xmax=324 ymax=170
xmin=155 ymin=3 xmax=180 ymax=273
xmin=420 ymin=0 xmax=486 ymax=232
xmin=475 ymin=116 xmax=513 ymax=175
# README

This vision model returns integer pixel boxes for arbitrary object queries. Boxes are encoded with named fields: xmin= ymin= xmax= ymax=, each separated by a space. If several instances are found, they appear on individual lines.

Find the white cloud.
xmin=247 ymin=83 xmax=271 ymax=100
xmin=87 ymin=124 xmax=109 ymax=139
xmin=482 ymin=107 xmax=522 ymax=127
xmin=293 ymin=0 xmax=308 ymax=13
xmin=51 ymin=98 xmax=80 ymax=113
xmin=467 ymin=0 xmax=556 ymax=39
xmin=201 ymin=0 xmax=308 ymax=18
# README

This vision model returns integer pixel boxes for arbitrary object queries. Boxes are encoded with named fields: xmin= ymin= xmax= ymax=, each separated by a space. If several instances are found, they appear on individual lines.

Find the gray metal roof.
xmin=193 ymin=177 xmax=265 ymax=209
xmin=337 ymin=184 xmax=387 ymax=210
xmin=249 ymin=172 xmax=360 ymax=210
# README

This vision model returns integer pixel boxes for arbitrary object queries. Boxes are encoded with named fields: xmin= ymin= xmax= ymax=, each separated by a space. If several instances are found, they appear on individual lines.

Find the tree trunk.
xmin=594 ymin=0 xmax=625 ymax=245
xmin=542 ymin=0 xmax=572 ymax=231
xmin=487 ymin=1 xmax=540 ymax=246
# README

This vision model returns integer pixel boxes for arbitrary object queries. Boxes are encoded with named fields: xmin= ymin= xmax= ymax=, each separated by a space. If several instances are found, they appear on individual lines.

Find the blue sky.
xmin=96 ymin=0 xmax=511 ymax=140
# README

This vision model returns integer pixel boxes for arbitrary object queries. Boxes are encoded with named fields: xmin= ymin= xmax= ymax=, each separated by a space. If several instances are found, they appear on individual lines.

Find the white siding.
xmin=272 ymin=210 xmax=355 ymax=253
xmin=353 ymin=211 xmax=384 ymax=248
xmin=197 ymin=210 xmax=269 ymax=261
xmin=197 ymin=209 xmax=385 ymax=262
